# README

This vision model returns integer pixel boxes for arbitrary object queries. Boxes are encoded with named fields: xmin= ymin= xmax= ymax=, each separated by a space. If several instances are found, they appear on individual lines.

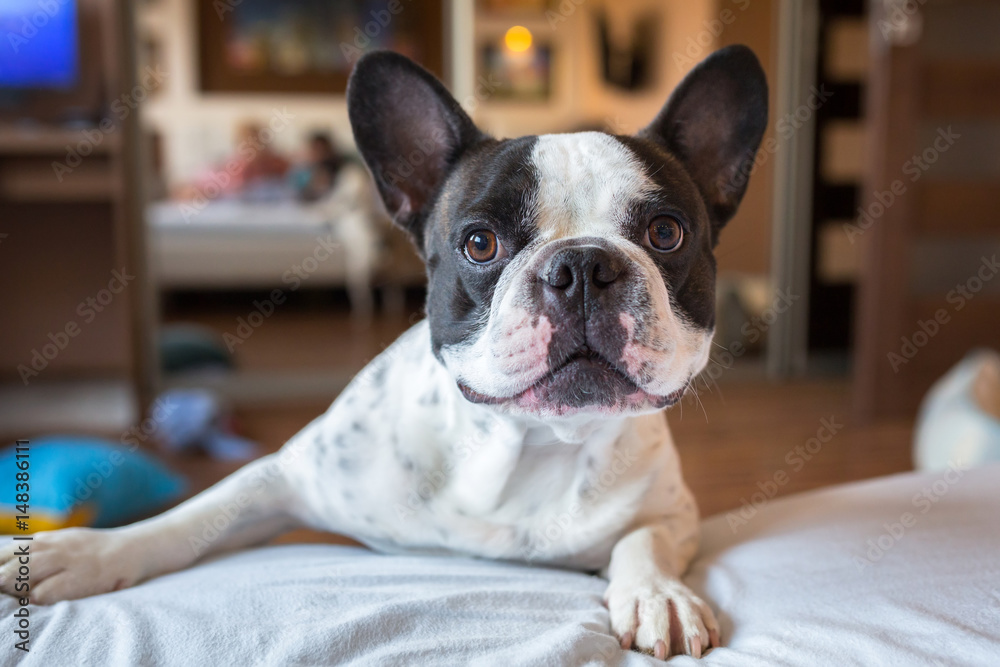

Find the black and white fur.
xmin=1 ymin=46 xmax=767 ymax=660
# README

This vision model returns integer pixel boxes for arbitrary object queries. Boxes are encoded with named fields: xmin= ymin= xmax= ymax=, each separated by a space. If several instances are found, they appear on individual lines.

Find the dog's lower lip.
xmin=551 ymin=349 xmax=615 ymax=375
xmin=458 ymin=352 xmax=688 ymax=408
xmin=458 ymin=351 xmax=622 ymax=405
xmin=458 ymin=383 xmax=505 ymax=405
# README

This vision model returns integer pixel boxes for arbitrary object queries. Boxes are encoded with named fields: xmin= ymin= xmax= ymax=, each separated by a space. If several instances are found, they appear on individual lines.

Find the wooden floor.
xmin=667 ymin=379 xmax=913 ymax=516
xmin=162 ymin=290 xmax=421 ymax=374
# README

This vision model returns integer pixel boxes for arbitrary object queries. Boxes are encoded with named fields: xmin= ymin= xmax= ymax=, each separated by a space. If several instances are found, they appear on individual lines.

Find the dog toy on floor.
xmin=152 ymin=389 xmax=260 ymax=462
xmin=0 ymin=436 xmax=186 ymax=533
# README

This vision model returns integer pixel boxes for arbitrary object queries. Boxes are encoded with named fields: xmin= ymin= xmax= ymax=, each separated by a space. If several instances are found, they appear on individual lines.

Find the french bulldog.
xmin=0 ymin=45 xmax=767 ymax=659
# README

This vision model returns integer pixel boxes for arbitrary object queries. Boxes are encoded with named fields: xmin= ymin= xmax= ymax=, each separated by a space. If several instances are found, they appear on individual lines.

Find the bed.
xmin=4 ymin=465 xmax=999 ymax=665
xmin=147 ymin=164 xmax=424 ymax=320
xmin=149 ymin=199 xmax=355 ymax=290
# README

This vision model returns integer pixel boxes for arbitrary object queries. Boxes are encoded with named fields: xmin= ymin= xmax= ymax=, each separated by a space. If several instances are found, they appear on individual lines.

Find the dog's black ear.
xmin=639 ymin=45 xmax=768 ymax=230
xmin=348 ymin=51 xmax=485 ymax=254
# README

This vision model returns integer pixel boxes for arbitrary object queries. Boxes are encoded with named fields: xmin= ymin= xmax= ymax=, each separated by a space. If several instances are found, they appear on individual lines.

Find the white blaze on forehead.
xmin=532 ymin=132 xmax=656 ymax=240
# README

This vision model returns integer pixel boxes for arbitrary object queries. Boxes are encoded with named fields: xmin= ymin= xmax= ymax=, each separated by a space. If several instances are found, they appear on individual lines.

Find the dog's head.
xmin=348 ymin=47 xmax=767 ymax=419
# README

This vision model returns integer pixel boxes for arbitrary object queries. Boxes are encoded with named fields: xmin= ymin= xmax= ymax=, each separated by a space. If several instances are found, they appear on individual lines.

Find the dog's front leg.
xmin=0 ymin=454 xmax=300 ymax=604
xmin=604 ymin=487 xmax=720 ymax=660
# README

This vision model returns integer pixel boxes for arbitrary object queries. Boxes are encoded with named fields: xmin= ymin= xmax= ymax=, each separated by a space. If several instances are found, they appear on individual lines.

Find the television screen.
xmin=0 ymin=0 xmax=79 ymax=89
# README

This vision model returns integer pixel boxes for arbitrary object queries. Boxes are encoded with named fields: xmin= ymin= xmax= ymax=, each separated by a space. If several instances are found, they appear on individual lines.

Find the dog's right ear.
xmin=638 ymin=45 xmax=767 ymax=234
xmin=348 ymin=51 xmax=485 ymax=254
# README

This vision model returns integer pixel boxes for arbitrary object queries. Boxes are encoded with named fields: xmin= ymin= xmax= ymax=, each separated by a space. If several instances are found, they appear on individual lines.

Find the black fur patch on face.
xmin=423 ymin=135 xmax=540 ymax=360
xmin=610 ymin=134 xmax=719 ymax=332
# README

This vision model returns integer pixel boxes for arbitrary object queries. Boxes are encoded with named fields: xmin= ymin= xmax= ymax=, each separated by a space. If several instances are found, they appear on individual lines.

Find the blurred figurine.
xmin=304 ymin=141 xmax=385 ymax=325
xmin=232 ymin=122 xmax=291 ymax=188
xmin=175 ymin=121 xmax=291 ymax=201
xmin=291 ymin=131 xmax=345 ymax=202
xmin=915 ymin=349 xmax=1000 ymax=471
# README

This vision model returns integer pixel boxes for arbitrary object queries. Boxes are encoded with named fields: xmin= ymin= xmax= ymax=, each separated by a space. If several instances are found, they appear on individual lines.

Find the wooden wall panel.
xmin=916 ymin=183 xmax=1000 ymax=236
xmin=921 ymin=61 xmax=1000 ymax=118
xmin=853 ymin=0 xmax=1000 ymax=421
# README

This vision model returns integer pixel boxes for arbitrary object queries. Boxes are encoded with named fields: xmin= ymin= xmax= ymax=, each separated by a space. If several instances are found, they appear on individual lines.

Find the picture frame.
xmin=197 ymin=0 xmax=443 ymax=94
xmin=476 ymin=0 xmax=553 ymax=14
xmin=479 ymin=43 xmax=552 ymax=102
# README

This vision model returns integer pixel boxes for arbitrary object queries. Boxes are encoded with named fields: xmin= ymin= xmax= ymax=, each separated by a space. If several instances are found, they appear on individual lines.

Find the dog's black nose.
xmin=541 ymin=245 xmax=624 ymax=291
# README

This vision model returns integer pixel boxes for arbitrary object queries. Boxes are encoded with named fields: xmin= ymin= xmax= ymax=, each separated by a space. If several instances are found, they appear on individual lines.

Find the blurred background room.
xmin=1 ymin=0 xmax=998 ymax=529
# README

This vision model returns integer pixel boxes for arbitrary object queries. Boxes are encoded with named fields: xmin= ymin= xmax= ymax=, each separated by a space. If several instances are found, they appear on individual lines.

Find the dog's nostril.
xmin=546 ymin=263 xmax=574 ymax=289
xmin=592 ymin=260 xmax=621 ymax=288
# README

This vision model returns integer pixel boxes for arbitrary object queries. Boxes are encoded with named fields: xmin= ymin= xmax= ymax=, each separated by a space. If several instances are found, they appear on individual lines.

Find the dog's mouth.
xmin=458 ymin=346 xmax=685 ymax=413
xmin=547 ymin=347 xmax=632 ymax=384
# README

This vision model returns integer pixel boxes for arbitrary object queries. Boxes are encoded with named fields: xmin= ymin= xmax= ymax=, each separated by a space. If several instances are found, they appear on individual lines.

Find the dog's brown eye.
xmin=465 ymin=230 xmax=500 ymax=264
xmin=646 ymin=216 xmax=684 ymax=252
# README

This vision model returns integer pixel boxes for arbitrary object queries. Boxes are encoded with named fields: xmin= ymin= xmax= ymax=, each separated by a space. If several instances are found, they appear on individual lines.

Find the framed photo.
xmin=480 ymin=44 xmax=551 ymax=101
xmin=198 ymin=0 xmax=443 ymax=94
xmin=476 ymin=0 xmax=552 ymax=13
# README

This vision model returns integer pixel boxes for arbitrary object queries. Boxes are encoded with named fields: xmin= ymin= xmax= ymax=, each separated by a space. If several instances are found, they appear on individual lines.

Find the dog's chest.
xmin=309 ymin=430 xmax=658 ymax=568
xmin=288 ymin=323 xmax=672 ymax=569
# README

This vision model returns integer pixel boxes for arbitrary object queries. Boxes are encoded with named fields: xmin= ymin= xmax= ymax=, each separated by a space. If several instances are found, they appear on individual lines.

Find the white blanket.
xmin=3 ymin=465 xmax=999 ymax=666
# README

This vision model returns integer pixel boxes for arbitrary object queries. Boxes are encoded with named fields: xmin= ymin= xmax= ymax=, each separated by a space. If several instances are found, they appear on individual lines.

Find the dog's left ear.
xmin=639 ymin=45 xmax=768 ymax=231
xmin=348 ymin=51 xmax=486 ymax=255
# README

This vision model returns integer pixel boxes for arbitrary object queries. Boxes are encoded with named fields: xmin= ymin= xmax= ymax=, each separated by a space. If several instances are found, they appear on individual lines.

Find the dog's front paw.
xmin=605 ymin=575 xmax=720 ymax=660
xmin=0 ymin=528 xmax=142 ymax=604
